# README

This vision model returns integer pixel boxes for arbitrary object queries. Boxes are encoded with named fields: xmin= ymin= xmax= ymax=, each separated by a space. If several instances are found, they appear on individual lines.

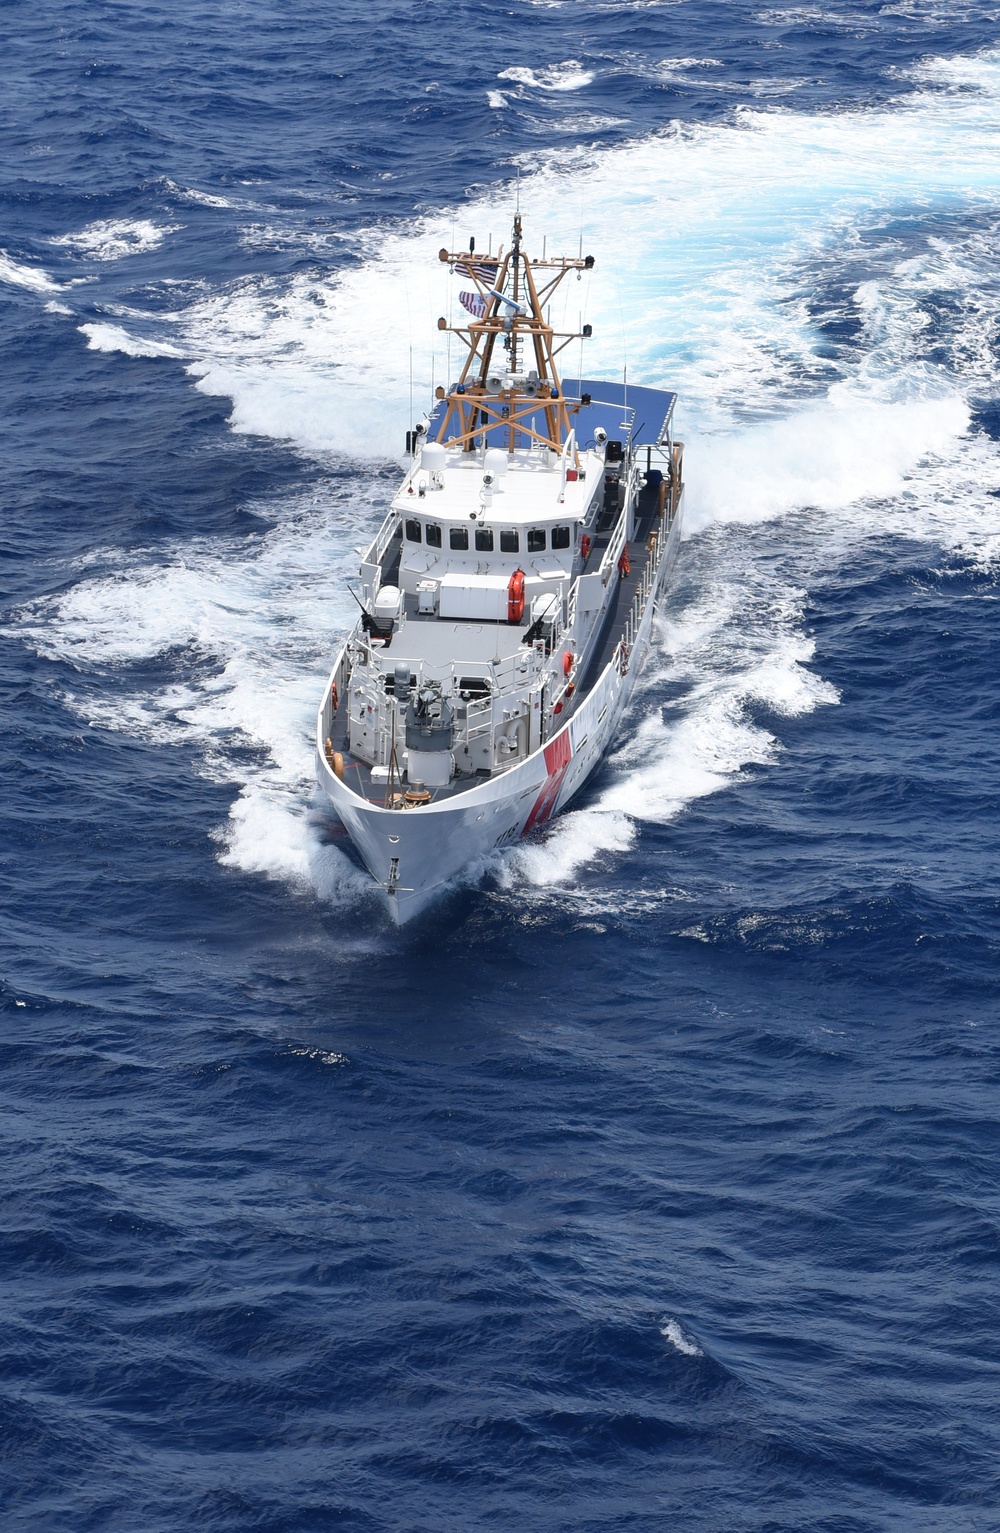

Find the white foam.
xmin=657 ymin=57 xmax=724 ymax=69
xmin=0 ymin=251 xmax=61 ymax=293
xmin=237 ymin=223 xmax=348 ymax=254
xmin=288 ymin=1045 xmax=349 ymax=1065
xmin=80 ymin=323 xmax=185 ymax=359
xmin=497 ymin=61 xmax=595 ymax=92
xmin=683 ymin=394 xmax=971 ymax=535
xmin=502 ymin=808 xmax=637 ymax=888
xmin=660 ymin=1318 xmax=703 ymax=1356
xmin=136 ymin=48 xmax=1000 ymax=472
xmin=164 ymin=179 xmax=240 ymax=209
xmin=51 ymin=219 xmax=178 ymax=261
xmin=10 ymin=504 xmax=382 ymax=905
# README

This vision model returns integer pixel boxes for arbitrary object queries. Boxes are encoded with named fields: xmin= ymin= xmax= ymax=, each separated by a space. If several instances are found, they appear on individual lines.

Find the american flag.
xmin=455 ymin=259 xmax=499 ymax=282
xmin=459 ymin=290 xmax=488 ymax=319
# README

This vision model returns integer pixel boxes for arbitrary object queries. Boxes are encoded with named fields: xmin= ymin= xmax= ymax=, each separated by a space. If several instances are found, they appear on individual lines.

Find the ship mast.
xmin=434 ymin=214 xmax=594 ymax=458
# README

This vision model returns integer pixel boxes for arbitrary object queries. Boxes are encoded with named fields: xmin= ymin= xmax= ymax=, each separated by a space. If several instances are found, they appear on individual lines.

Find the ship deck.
xmin=578 ymin=478 xmax=667 ymax=693
xmin=324 ymin=478 xmax=671 ymax=811
xmin=382 ymin=598 xmax=527 ymax=672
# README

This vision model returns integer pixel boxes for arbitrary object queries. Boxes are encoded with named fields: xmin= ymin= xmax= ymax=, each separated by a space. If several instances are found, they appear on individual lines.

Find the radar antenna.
xmin=433 ymin=215 xmax=594 ymax=457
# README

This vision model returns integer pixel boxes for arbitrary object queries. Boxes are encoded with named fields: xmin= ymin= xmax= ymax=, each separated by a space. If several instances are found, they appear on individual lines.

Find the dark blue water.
xmin=4 ymin=3 xmax=1000 ymax=1528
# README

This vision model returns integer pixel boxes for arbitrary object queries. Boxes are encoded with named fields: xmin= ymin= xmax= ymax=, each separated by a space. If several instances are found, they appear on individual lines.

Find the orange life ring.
xmin=618 ymin=549 xmax=631 ymax=579
xmin=562 ymin=650 xmax=573 ymax=677
xmin=507 ymin=567 xmax=525 ymax=624
xmin=581 ymin=533 xmax=592 ymax=561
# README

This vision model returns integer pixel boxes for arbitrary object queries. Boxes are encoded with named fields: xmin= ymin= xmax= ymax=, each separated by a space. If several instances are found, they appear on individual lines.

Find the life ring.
xmin=581 ymin=533 xmax=592 ymax=561
xmin=507 ymin=567 xmax=525 ymax=624
xmin=618 ymin=549 xmax=631 ymax=579
xmin=562 ymin=650 xmax=573 ymax=677
xmin=331 ymin=680 xmax=339 ymax=711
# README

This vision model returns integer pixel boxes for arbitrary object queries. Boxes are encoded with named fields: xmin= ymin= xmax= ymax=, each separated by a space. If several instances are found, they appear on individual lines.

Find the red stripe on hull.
xmin=523 ymin=730 xmax=573 ymax=835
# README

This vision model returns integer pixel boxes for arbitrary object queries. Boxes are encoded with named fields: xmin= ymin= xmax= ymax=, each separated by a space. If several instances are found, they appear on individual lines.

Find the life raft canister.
xmin=507 ymin=567 xmax=525 ymax=624
xmin=325 ymin=740 xmax=346 ymax=781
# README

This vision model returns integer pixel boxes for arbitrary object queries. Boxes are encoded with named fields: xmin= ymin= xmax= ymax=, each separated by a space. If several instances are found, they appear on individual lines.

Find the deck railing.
xmin=341 ymin=641 xmax=545 ymax=769
xmin=611 ymin=442 xmax=683 ymax=676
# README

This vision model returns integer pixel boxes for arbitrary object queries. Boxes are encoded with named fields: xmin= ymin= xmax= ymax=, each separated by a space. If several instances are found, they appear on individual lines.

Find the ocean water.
xmin=3 ymin=2 xmax=1000 ymax=1527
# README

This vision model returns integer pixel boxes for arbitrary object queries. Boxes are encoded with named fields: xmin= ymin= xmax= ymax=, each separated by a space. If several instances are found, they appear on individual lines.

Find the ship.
xmin=315 ymin=214 xmax=685 ymax=923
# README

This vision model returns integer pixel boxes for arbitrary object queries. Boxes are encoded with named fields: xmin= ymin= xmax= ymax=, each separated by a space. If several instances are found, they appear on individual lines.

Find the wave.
xmin=80 ymin=322 xmax=185 ymax=358
xmin=497 ymin=61 xmax=596 ymax=91
xmin=11 ymin=505 xmax=378 ymax=910
xmin=163 ymin=178 xmax=241 ymax=209
xmin=660 ymin=1318 xmax=703 ymax=1357
xmin=50 ymin=219 xmax=178 ymax=262
xmin=0 ymin=251 xmax=62 ymax=293
xmin=83 ymin=46 xmax=1000 ymax=467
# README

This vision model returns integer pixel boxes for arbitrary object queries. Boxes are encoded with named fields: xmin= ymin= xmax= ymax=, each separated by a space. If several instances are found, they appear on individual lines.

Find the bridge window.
xmin=500 ymin=529 xmax=519 ymax=553
xmin=527 ymin=528 xmax=546 ymax=553
xmin=405 ymin=519 xmax=421 ymax=543
xmin=425 ymin=523 xmax=442 ymax=548
xmin=551 ymin=525 xmax=571 ymax=550
xmin=449 ymin=526 xmax=469 ymax=551
xmin=475 ymin=527 xmax=494 ymax=552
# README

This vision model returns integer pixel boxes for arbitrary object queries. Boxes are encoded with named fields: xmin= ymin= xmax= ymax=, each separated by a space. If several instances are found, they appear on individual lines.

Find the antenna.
xmin=578 ymin=309 xmax=584 ymax=402
xmin=616 ymin=277 xmax=629 ymax=430
xmin=408 ymin=345 xmax=414 ymax=455
xmin=447 ymin=219 xmax=455 ymax=388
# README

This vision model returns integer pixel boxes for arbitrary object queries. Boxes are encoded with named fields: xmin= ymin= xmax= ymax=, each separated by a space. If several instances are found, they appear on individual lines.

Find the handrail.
xmin=599 ymin=508 xmax=629 ymax=585
xmin=361 ymin=506 xmax=400 ymax=569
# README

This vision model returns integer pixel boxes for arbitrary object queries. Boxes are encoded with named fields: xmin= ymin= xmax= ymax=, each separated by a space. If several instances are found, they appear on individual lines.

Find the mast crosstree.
xmin=434 ymin=214 xmax=594 ymax=457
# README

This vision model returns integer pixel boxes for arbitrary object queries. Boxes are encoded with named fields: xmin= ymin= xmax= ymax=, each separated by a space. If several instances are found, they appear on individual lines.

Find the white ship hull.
xmin=316 ymin=497 xmax=685 ymax=924
xmin=312 ymin=219 xmax=686 ymax=923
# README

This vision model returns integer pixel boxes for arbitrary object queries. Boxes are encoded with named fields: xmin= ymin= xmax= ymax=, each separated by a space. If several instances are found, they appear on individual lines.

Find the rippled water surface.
xmin=3 ymin=2 xmax=1000 ymax=1528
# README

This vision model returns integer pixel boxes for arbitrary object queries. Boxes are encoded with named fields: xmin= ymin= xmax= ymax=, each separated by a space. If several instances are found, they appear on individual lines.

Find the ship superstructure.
xmin=316 ymin=215 xmax=684 ymax=922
